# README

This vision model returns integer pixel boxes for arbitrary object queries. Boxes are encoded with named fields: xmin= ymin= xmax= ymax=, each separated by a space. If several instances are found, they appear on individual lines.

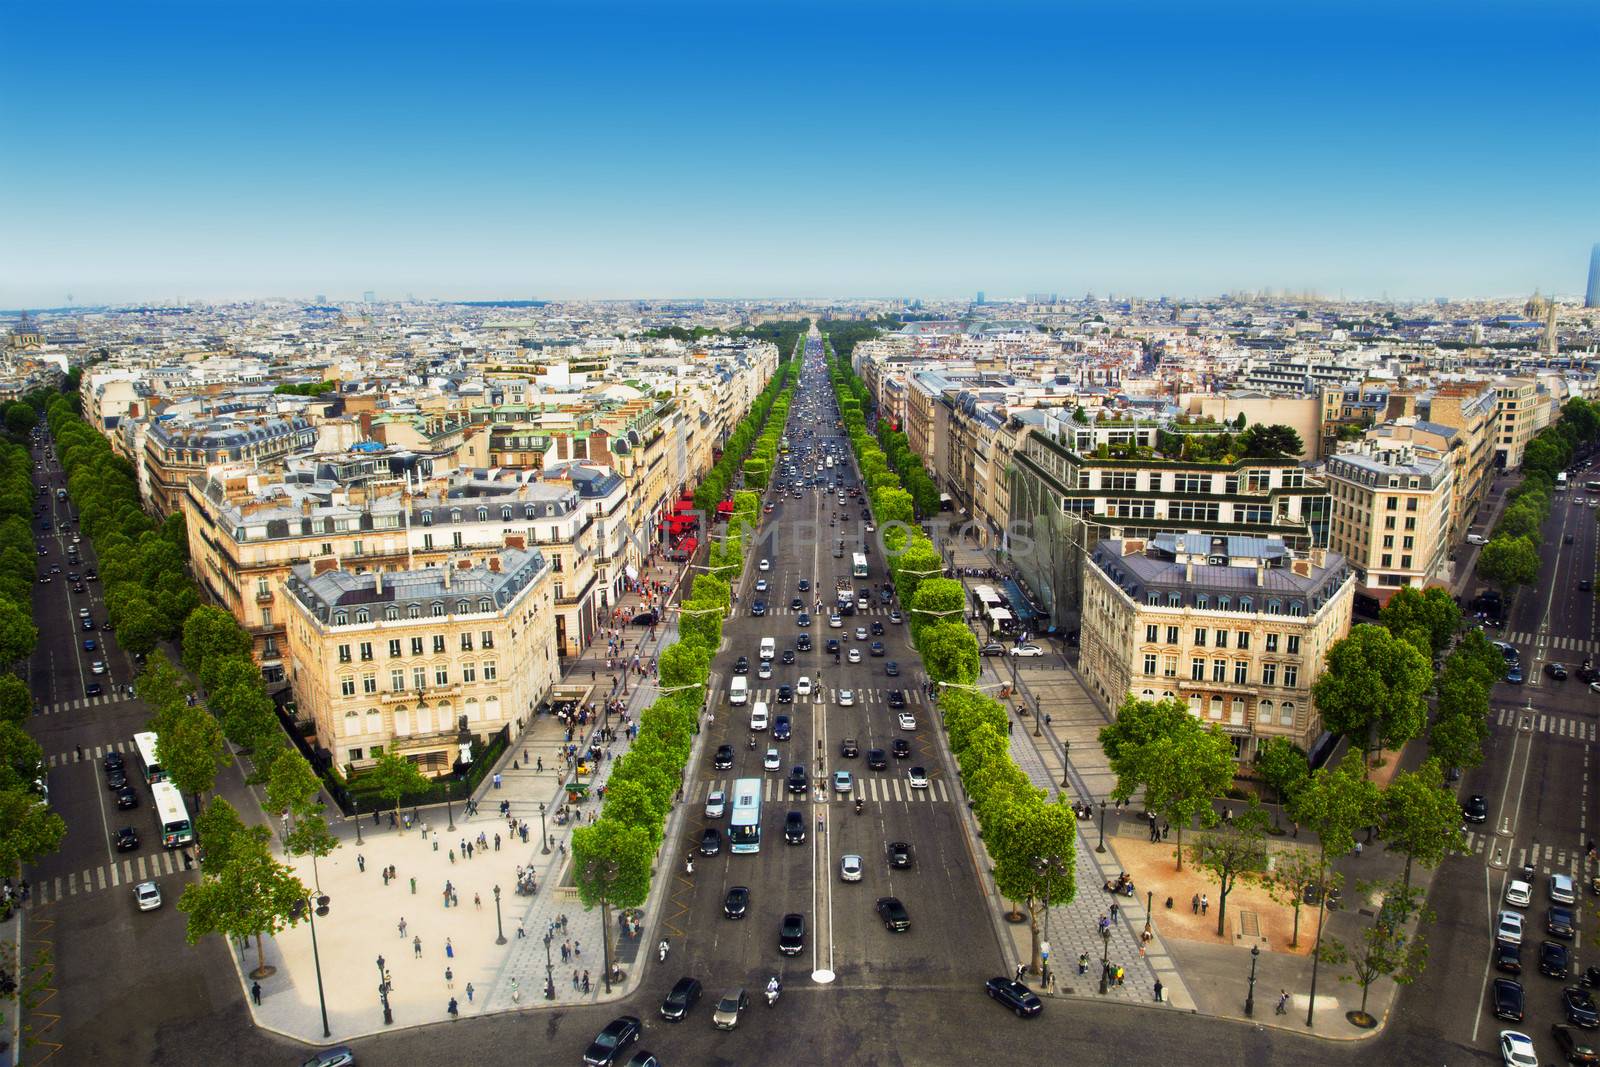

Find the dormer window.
xmin=451 ymin=510 xmax=462 ymax=524
xmin=456 ymin=599 xmax=470 ymax=614
xmin=524 ymin=504 xmax=535 ymax=519
xmin=408 ymin=605 xmax=421 ymax=619
xmin=385 ymin=607 xmax=399 ymax=621
xmin=432 ymin=602 xmax=445 ymax=617
xmin=476 ymin=507 xmax=488 ymax=522
xmin=334 ymin=611 xmax=348 ymax=625
xmin=479 ymin=598 xmax=492 ymax=612
xmin=421 ymin=511 xmax=433 ymax=526
xmin=500 ymin=506 xmax=512 ymax=521
xmin=355 ymin=609 xmax=369 ymax=624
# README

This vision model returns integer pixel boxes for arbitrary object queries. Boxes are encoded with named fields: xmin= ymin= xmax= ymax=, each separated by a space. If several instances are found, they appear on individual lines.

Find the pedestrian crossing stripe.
xmin=737 ymin=688 xmax=925 ymax=707
xmin=36 ymin=693 xmax=127 ymax=716
xmin=45 ymin=739 xmax=133 ymax=768
xmin=1496 ymin=630 xmax=1600 ymax=657
xmin=1494 ymin=707 xmax=1598 ymax=741
xmin=24 ymin=848 xmax=191 ymax=907
xmin=698 ymin=775 xmax=950 ymax=804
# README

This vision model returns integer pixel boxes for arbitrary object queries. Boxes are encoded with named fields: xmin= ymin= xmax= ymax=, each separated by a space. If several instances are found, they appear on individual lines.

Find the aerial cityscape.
xmin=2 ymin=3 xmax=1599 ymax=1067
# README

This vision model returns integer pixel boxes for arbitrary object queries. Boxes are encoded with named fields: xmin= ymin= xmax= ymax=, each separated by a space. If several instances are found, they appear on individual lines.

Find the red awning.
xmin=716 ymin=500 xmax=735 ymax=515
xmin=666 ymin=514 xmax=696 ymax=531
xmin=673 ymin=500 xmax=695 ymax=514
xmin=677 ymin=536 xmax=698 ymax=554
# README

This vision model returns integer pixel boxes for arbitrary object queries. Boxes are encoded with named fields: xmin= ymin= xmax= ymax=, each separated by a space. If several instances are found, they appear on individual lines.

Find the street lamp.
xmin=288 ymin=895 xmax=331 ymax=1038
xmin=543 ymin=930 xmax=556 ymax=1000
xmin=1061 ymin=738 xmax=1071 ymax=790
xmin=444 ymin=776 xmax=456 ymax=833
xmin=353 ymin=798 xmax=363 ymax=846
xmin=1245 ymin=943 xmax=1260 ymax=1016
xmin=540 ymin=802 xmax=550 ymax=855
xmin=1096 ymin=800 xmax=1107 ymax=854
xmin=378 ymin=973 xmax=393 ymax=1025
xmin=493 ymin=884 xmax=506 ymax=945
xmin=1098 ymin=925 xmax=1112 ymax=994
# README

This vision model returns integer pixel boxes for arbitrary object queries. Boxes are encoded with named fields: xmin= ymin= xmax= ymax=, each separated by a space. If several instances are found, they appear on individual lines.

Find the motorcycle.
xmin=658 ymin=940 xmax=669 ymax=963
xmin=854 ymin=798 xmax=863 ymax=815
xmin=765 ymin=982 xmax=780 ymax=1007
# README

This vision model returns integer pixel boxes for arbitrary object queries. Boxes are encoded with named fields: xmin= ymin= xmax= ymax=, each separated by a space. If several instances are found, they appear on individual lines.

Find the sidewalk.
xmin=242 ymin=556 xmax=700 ymax=1044
xmin=1 ymin=907 xmax=18 ymax=1067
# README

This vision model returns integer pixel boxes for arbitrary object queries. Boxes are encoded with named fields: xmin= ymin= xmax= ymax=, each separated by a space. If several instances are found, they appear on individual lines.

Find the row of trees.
xmin=568 ymin=342 xmax=802 ymax=931
xmin=828 ymin=351 xmax=1076 ymax=975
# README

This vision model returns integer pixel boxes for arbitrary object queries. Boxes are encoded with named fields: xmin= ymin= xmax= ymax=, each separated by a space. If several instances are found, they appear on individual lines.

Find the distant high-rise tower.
xmin=1587 ymin=244 xmax=1600 ymax=308
xmin=363 ymin=290 xmax=376 ymax=304
xmin=975 ymin=291 xmax=985 ymax=306
xmin=1542 ymin=301 xmax=1559 ymax=356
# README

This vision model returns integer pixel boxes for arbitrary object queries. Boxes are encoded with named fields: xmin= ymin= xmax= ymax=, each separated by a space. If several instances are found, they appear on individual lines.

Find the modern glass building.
xmin=1587 ymin=243 xmax=1600 ymax=308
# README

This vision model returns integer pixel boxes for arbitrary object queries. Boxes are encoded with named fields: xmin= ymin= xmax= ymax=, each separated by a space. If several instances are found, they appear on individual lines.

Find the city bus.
xmin=1556 ymin=472 xmax=1568 ymax=492
xmin=1585 ymin=480 xmax=1600 ymax=494
xmin=851 ymin=552 xmax=869 ymax=579
xmin=728 ymin=777 xmax=763 ymax=854
xmin=151 ymin=781 xmax=195 ymax=848
xmin=133 ymin=731 xmax=166 ymax=784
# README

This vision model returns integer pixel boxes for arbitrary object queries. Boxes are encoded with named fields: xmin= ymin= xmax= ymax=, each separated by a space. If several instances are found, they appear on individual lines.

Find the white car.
xmin=91 ymin=661 xmax=106 ymax=675
xmin=855 ymin=627 xmax=867 ymax=641
xmin=865 ymin=524 xmax=875 ymax=533
xmin=758 ymin=661 xmax=773 ymax=679
xmin=1504 ymin=880 xmax=1532 ymax=908
xmin=847 ymin=648 xmax=862 ymax=663
xmin=908 ymin=766 xmax=929 ymax=789
xmin=829 ymin=614 xmax=843 ymax=628
xmin=759 ymin=559 xmax=771 ymax=572
xmin=754 ymin=579 xmax=768 ymax=593
xmin=796 ymin=677 xmax=812 ymax=697
xmin=897 ymin=711 xmax=917 ymax=731
xmin=1496 ymin=909 xmax=1523 ymax=945
xmin=763 ymin=748 xmax=781 ymax=771
xmin=1009 ymin=644 xmax=1045 ymax=658
xmin=839 ymin=854 xmax=864 ymax=883
xmin=1498 ymin=1030 xmax=1537 ymax=1067
xmin=705 ymin=790 xmax=727 ymax=818
xmin=839 ymin=689 xmax=855 ymax=707
xmin=134 ymin=880 xmax=162 ymax=911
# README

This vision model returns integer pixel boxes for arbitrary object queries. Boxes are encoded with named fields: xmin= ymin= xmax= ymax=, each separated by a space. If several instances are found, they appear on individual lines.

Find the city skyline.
xmin=2 ymin=0 xmax=1597 ymax=305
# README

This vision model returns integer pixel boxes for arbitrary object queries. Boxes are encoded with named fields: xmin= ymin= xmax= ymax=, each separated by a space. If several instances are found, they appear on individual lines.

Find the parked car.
xmin=984 ymin=976 xmax=1043 ymax=1017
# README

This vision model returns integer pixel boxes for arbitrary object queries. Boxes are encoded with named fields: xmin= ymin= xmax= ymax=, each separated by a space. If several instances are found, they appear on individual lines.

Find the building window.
xmin=408 ymin=605 xmax=422 ymax=619
xmin=478 ymin=597 xmax=493 ymax=613
xmin=1234 ymin=661 xmax=1249 ymax=685
xmin=340 ymin=676 xmax=356 ymax=697
xmin=1147 ymin=591 xmax=1161 ymax=606
xmin=412 ymin=667 xmax=427 ymax=690
xmin=476 ymin=507 xmax=488 ymax=522
xmin=452 ymin=531 xmax=464 ymax=549
xmin=451 ymin=510 xmax=462 ymax=524
xmin=1143 ymin=654 xmax=1158 ymax=675
xmin=432 ymin=635 xmax=445 ymax=654
xmin=1286 ymin=635 xmax=1300 ymax=655
xmin=256 ymin=577 xmax=270 ymax=597
xmin=1283 ymin=666 xmax=1299 ymax=688
xmin=1168 ymin=592 xmax=1181 ymax=607
xmin=389 ymin=639 xmax=402 ymax=658
xmin=421 ymin=511 xmax=433 ymax=526
xmin=462 ymin=662 xmax=477 ymax=683
xmin=481 ymin=631 xmax=494 ymax=649
xmin=432 ymin=602 xmax=445 ymax=617
xmin=435 ymin=666 xmax=449 ymax=686
xmin=1209 ymin=696 xmax=1224 ymax=719
xmin=482 ymin=660 xmax=497 ymax=681
xmin=410 ymin=637 xmax=424 ymax=656
xmin=1237 ymin=632 xmax=1250 ymax=650
xmin=1162 ymin=655 xmax=1177 ymax=678
xmin=1165 ymin=625 xmax=1179 ymax=645
xmin=338 ymin=644 xmax=351 ymax=663
xmin=501 ymin=506 xmax=512 ymax=521
xmin=1259 ymin=699 xmax=1273 ymax=723
xmin=359 ymin=641 xmax=373 ymax=661
xmin=344 ymin=710 xmax=360 ymax=737
xmin=391 ymin=670 xmax=405 ymax=691
xmin=1265 ymin=633 xmax=1279 ymax=653
xmin=386 ymin=607 xmax=400 ymax=622
xmin=1238 ymin=597 xmax=1252 ymax=613
xmin=1215 ymin=630 xmax=1228 ymax=649
xmin=1231 ymin=697 xmax=1246 ymax=725
xmin=1191 ymin=657 xmax=1206 ymax=681
xmin=356 ymin=609 xmax=370 ymax=624
xmin=1145 ymin=624 xmax=1159 ymax=643
xmin=1212 ymin=658 xmax=1227 ymax=682
xmin=457 ymin=599 xmax=470 ymax=614
xmin=1194 ymin=628 xmax=1207 ymax=648
xmin=1261 ymin=663 xmax=1278 ymax=686
xmin=1280 ymin=701 xmax=1295 ymax=726
xmin=362 ymin=673 xmax=376 ymax=694
xmin=334 ymin=612 xmax=349 ymax=626
xmin=461 ymin=633 xmax=474 ymax=651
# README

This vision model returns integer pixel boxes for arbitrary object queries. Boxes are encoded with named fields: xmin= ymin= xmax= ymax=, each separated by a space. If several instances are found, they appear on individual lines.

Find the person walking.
xmin=447 ymin=996 xmax=458 ymax=1019
xmin=1276 ymin=990 xmax=1290 ymax=1015
xmin=1191 ymin=892 xmax=1200 ymax=915
xmin=1200 ymin=894 xmax=1209 ymax=916
xmin=413 ymin=935 xmax=423 ymax=957
xmin=446 ymin=938 xmax=454 ymax=959
xmin=445 ymin=966 xmax=454 ymax=989
xmin=398 ymin=917 xmax=407 ymax=938
xmin=250 ymin=981 xmax=261 ymax=1005
xmin=1153 ymin=979 xmax=1164 ymax=1002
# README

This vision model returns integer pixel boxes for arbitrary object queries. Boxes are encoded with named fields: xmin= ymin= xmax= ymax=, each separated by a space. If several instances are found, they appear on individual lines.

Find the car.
xmin=798 ymin=579 xmax=811 ymax=592
xmin=1551 ymin=905 xmax=1577 ymax=939
xmin=980 ymin=641 xmax=1006 ymax=656
xmin=91 ymin=660 xmax=106 ymax=675
xmin=1506 ymin=880 xmax=1533 ymax=908
xmin=299 ymin=1049 xmax=357 ymax=1067
xmin=784 ymin=810 xmax=806 ymax=844
xmin=897 ymin=711 xmax=917 ymax=731
xmin=1551 ymin=1024 xmax=1600 ymax=1065
xmin=1568 ymin=987 xmax=1600 ymax=1028
xmin=839 ymin=689 xmax=855 ymax=706
xmin=763 ymin=747 xmax=781 ymax=771
xmin=855 ymin=626 xmax=868 ymax=641
xmin=1498 ymin=911 xmax=1525 ymax=944
xmin=779 ymin=912 xmax=806 ymax=956
xmin=781 ymin=648 xmax=796 ymax=665
xmin=81 ymin=619 xmax=94 ymax=632
xmin=1506 ymin=664 xmax=1524 ymax=684
xmin=755 ymin=579 xmax=769 ymax=593
xmin=77 ymin=607 xmax=90 ymax=619
xmin=867 ymin=748 xmax=887 ymax=770
xmin=839 ymin=737 xmax=859 ymax=758
xmin=72 ymin=583 xmax=84 ymax=593
xmin=833 ymin=770 xmax=853 ymax=793
xmin=704 ymin=790 xmax=727 ymax=819
xmin=886 ymin=689 xmax=906 ymax=708
xmin=711 ymin=988 xmax=748 ymax=1030
xmin=1010 ymin=644 xmax=1045 ymax=657
xmin=908 ymin=766 xmax=929 ymax=789
xmin=733 ymin=656 xmax=749 ymax=675
xmin=582 ymin=1015 xmax=642 ymax=1066
xmin=36 ymin=574 xmax=50 ymax=584
xmin=829 ymin=614 xmax=842 ymax=628
xmin=889 ymin=610 xmax=903 ymax=624
xmin=750 ymin=706 xmax=769 ymax=730
xmin=871 ymin=620 xmax=885 ymax=636
xmin=85 ymin=570 xmax=97 ymax=581
xmin=1493 ymin=977 xmax=1526 ymax=1021
xmin=876 ymin=896 xmax=910 ymax=932
xmin=106 ymin=767 xmax=127 ymax=791
xmin=776 ymin=687 xmax=793 ymax=706
xmin=1548 ymin=662 xmax=1570 ymax=680
xmin=723 ymin=886 xmax=750 ymax=919
xmin=840 ymin=853 xmax=864 ymax=882
xmin=1552 ymin=873 xmax=1577 ymax=904
xmin=869 ymin=641 xmax=885 ymax=657
xmin=887 ymin=841 xmax=913 ymax=869
xmin=713 ymin=745 xmax=734 ymax=770
xmin=884 ymin=660 xmax=899 ymax=677
xmin=82 ymin=638 xmax=96 ymax=651
xmin=891 ymin=738 xmax=910 ymax=759
xmin=796 ymin=677 xmax=813 ymax=696
xmin=825 ymin=639 xmax=840 ymax=654
xmin=134 ymin=880 xmax=162 ymax=911
xmin=796 ymin=634 xmax=812 ymax=651
xmin=984 ymin=976 xmax=1043 ymax=1017
xmin=787 ymin=766 xmax=808 ymax=794
xmin=1542 ymin=940 xmax=1572 ymax=978
xmin=114 ymin=826 xmax=140 ymax=851
xmin=103 ymin=751 xmax=124 ymax=771
xmin=1464 ymin=794 xmax=1489 ymax=823
xmin=1584 ymin=579 xmax=1595 ymax=592
xmin=750 ymin=600 xmax=767 ymax=617
xmin=1495 ymin=939 xmax=1523 ymax=975
xmin=699 ymin=828 xmax=723 ymax=856
xmin=660 ymin=976 xmax=702 ymax=1022
xmin=796 ymin=612 xmax=811 ymax=627
xmin=847 ymin=648 xmax=862 ymax=663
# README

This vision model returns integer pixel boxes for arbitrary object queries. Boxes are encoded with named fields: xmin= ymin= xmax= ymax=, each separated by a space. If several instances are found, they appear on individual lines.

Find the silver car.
xmin=839 ymin=854 xmax=864 ymax=882
xmin=712 ymin=988 xmax=748 ymax=1030
xmin=704 ymin=790 xmax=726 ymax=819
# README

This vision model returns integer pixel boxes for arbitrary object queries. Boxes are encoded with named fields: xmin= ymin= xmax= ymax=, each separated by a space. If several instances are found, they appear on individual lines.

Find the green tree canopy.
xmin=1311 ymin=624 xmax=1432 ymax=772
xmin=1378 ymin=758 xmax=1467 ymax=902
xmin=1476 ymin=535 xmax=1540 ymax=591
xmin=364 ymin=752 xmax=431 ymax=830
xmin=1378 ymin=586 xmax=1461 ymax=658
xmin=1104 ymin=696 xmax=1236 ymax=870
xmin=1236 ymin=424 xmax=1305 ymax=458
xmin=571 ymin=817 xmax=654 ymax=912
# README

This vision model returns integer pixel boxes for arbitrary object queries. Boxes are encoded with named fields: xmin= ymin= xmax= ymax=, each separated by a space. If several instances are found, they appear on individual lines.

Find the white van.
xmin=749 ymin=701 xmax=770 ymax=731
xmin=729 ymin=676 xmax=749 ymax=706
xmin=1466 ymin=533 xmax=1488 ymax=546
xmin=759 ymin=637 xmax=776 ymax=662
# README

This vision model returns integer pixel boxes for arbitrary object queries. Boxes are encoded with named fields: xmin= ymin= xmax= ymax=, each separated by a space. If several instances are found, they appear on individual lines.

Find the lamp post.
xmin=1096 ymin=800 xmax=1108 ymax=854
xmin=1245 ymin=943 xmax=1260 ymax=1016
xmin=289 ymin=896 xmax=331 ymax=1037
xmin=1061 ymin=738 xmax=1071 ymax=790
xmin=543 ymin=930 xmax=556 ymax=999
xmin=379 ymin=973 xmax=393 ymax=1025
xmin=540 ymin=802 xmax=551 ymax=855
xmin=444 ymin=776 xmax=457 ymax=832
xmin=353 ymin=798 xmax=363 ymax=846
xmin=493 ymin=884 xmax=506 ymax=945
xmin=1098 ymin=925 xmax=1112 ymax=994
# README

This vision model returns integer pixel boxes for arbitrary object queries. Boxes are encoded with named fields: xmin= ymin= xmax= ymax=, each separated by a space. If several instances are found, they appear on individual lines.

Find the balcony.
xmin=380 ymin=683 xmax=464 ymax=705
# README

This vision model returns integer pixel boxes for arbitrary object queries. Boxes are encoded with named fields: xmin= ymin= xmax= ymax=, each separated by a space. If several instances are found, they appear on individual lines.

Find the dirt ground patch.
xmin=1103 ymin=832 xmax=1324 ymax=957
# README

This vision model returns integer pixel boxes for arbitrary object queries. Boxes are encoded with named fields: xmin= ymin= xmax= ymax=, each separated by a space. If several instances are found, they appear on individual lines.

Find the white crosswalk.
xmin=36 ymin=693 xmax=127 ymax=716
xmin=45 ymin=738 xmax=133 ymax=768
xmin=26 ymin=847 xmax=191 ymax=907
xmin=700 ymin=775 xmax=952 ymax=804
xmin=1494 ymin=706 xmax=1598 ymax=741
xmin=1461 ymin=831 xmax=1592 ymax=880
xmin=1498 ymin=630 xmax=1600 ymax=658
xmin=736 ymin=687 xmax=924 ymax=707
xmin=751 ymin=604 xmax=898 ymax=619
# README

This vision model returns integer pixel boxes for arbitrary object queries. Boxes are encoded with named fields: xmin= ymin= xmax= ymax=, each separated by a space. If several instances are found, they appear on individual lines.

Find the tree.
xmin=571 ymin=818 xmax=655 ymax=990
xmin=4 ymin=402 xmax=36 ymax=438
xmin=265 ymin=748 xmax=322 ymax=822
xmin=0 ymin=600 xmax=38 ymax=664
xmin=283 ymin=809 xmax=341 ymax=893
xmin=365 ymin=752 xmax=430 ymax=832
xmin=1428 ymin=704 xmax=1489 ymax=771
xmin=908 ymin=578 xmax=965 ymax=636
xmin=1311 ymin=624 xmax=1432 ymax=773
xmin=1262 ymin=845 xmax=1332 ymax=948
xmin=1255 ymin=736 xmax=1310 ymax=828
xmin=1378 ymin=759 xmax=1467 ymax=903
xmin=917 ymin=621 xmax=979 ymax=685
xmin=1316 ymin=879 xmax=1431 ymax=1020
xmin=181 ymin=605 xmax=252 ymax=676
xmin=1101 ymin=695 xmax=1193 ymax=766
xmin=598 ymin=777 xmax=667 ymax=847
xmin=0 ymin=789 xmax=66 ymax=879
xmin=1236 ymin=424 xmax=1304 ymax=458
xmin=194 ymin=796 xmax=261 ymax=873
xmin=1109 ymin=711 xmax=1236 ymax=871
xmin=1378 ymin=587 xmax=1461 ymax=659
xmin=1188 ymin=801 xmax=1270 ymax=937
xmin=1476 ymin=535 xmax=1540 ymax=592
xmin=988 ymin=797 xmax=1077 ymax=975
xmin=0 ymin=674 xmax=32 ymax=726
xmin=178 ymin=825 xmax=309 ymax=978
xmin=136 ymin=650 xmax=188 ymax=715
xmin=159 ymin=703 xmax=233 ymax=813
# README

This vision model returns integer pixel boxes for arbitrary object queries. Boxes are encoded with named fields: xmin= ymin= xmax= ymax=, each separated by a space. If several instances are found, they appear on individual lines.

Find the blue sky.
xmin=2 ymin=1 xmax=1596 ymax=304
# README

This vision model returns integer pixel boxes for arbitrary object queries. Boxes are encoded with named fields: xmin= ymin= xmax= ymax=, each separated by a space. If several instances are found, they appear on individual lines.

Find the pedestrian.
xmin=510 ymin=978 xmax=520 ymax=1004
xmin=410 ymin=876 xmax=416 ymax=894
xmin=574 ymin=938 xmax=582 ymax=958
xmin=1078 ymin=952 xmax=1089 ymax=975
xmin=494 ymin=833 xmax=501 ymax=852
xmin=446 ymin=938 xmax=454 ymax=959
xmin=572 ymin=970 xmax=580 ymax=990
xmin=1109 ymin=901 xmax=1119 ymax=921
xmin=465 ymin=982 xmax=475 ymax=1003
xmin=446 ymin=966 xmax=454 ymax=989
xmin=449 ymin=849 xmax=456 ymax=864
xmin=537 ymin=756 xmax=543 ymax=772
xmin=1161 ymin=821 xmax=1170 ymax=841
xmin=75 ymin=744 xmax=83 ymax=760
xmin=1200 ymin=894 xmax=1209 ymax=915
xmin=517 ymin=918 xmax=526 ymax=939
xmin=413 ymin=935 xmax=423 ymax=958
xmin=382 ymin=868 xmax=390 ymax=886
xmin=1191 ymin=893 xmax=1200 ymax=915
xmin=1276 ymin=990 xmax=1290 ymax=1015
xmin=447 ymin=996 xmax=458 ymax=1019
xmin=582 ymin=970 xmax=591 ymax=993
xmin=1154 ymin=979 xmax=1164 ymax=1002
xmin=561 ymin=942 xmax=570 ymax=963
xmin=474 ymin=892 xmax=482 ymax=910
xmin=357 ymin=853 xmax=366 ymax=873
xmin=398 ymin=917 xmax=407 ymax=938
xmin=250 ymin=981 xmax=261 ymax=1005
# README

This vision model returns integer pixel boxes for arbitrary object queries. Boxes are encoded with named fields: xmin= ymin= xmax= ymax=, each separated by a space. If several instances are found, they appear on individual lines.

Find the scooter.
xmin=765 ymin=982 xmax=780 ymax=1007
xmin=854 ymin=798 xmax=863 ymax=815
xmin=658 ymin=940 xmax=669 ymax=963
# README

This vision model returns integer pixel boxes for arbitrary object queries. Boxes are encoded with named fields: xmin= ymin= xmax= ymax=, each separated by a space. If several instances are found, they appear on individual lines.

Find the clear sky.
xmin=2 ymin=0 xmax=1596 ymax=305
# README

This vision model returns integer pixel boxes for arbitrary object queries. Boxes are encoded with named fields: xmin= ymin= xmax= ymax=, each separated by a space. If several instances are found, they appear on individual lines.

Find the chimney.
xmin=312 ymin=557 xmax=338 ymax=575
xmin=1123 ymin=538 xmax=1145 ymax=557
xmin=1255 ymin=561 xmax=1266 ymax=586
xmin=301 ymin=497 xmax=313 ymax=516
xmin=1184 ymin=561 xmax=1194 ymax=582
xmin=443 ymin=563 xmax=451 ymax=589
xmin=1291 ymin=559 xmax=1311 ymax=578
xmin=488 ymin=556 xmax=501 ymax=573
xmin=1311 ymin=547 xmax=1327 ymax=569
xmin=373 ymin=569 xmax=382 ymax=595
xmin=505 ymin=533 xmax=525 ymax=550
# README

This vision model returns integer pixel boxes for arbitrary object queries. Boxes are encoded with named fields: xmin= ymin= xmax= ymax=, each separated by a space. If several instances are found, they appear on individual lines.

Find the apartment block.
xmin=1323 ymin=443 xmax=1453 ymax=593
xmin=146 ymin=414 xmax=317 ymax=519
xmin=1493 ymin=377 xmax=1538 ymax=470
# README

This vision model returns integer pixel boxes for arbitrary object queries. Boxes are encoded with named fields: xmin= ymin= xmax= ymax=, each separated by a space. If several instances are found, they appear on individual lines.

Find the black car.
xmin=733 ymin=656 xmax=749 ymax=675
xmin=86 ymin=682 xmax=103 ymax=697
xmin=776 ymin=686 xmax=793 ymax=705
xmin=884 ymin=661 xmax=899 ymax=677
xmin=699 ymin=828 xmax=722 ymax=856
xmin=984 ymin=976 xmax=1043 ymax=1017
xmin=1569 ymin=986 xmax=1600 ymax=1028
xmin=103 ymin=751 xmax=124 ymax=772
xmin=787 ymin=766 xmax=808 ymax=794
xmin=1495 ymin=939 xmax=1523 ymax=975
xmin=779 ymin=913 xmax=806 ymax=956
xmin=871 ymin=620 xmax=884 ymax=635
xmin=825 ymin=639 xmax=840 ymax=655
xmin=869 ymin=641 xmax=885 ymax=657
xmin=798 ymin=579 xmax=810 ymax=592
xmin=796 ymin=634 xmax=812 ymax=651
xmin=891 ymin=738 xmax=911 ymax=759
xmin=1551 ymin=905 xmax=1577 ymax=939
xmin=713 ymin=745 xmax=734 ymax=770
xmin=866 ymin=748 xmax=887 ymax=770
xmin=659 ymin=976 xmax=702 ymax=1021
xmin=106 ymin=768 xmax=127 ymax=791
xmin=750 ymin=600 xmax=766 ymax=617
xmin=1548 ymin=662 xmax=1570 ymax=680
xmin=876 ymin=896 xmax=910 ymax=932
xmin=115 ymin=786 xmax=138 ymax=809
xmin=1492 ymin=977 xmax=1525 ymax=1021
xmin=1462 ymin=794 xmax=1488 ymax=823
xmin=781 ymin=649 xmax=796 ymax=665
xmin=582 ymin=1015 xmax=642 ymax=1067
xmin=887 ymin=841 xmax=913 ymax=869
xmin=784 ymin=811 xmax=806 ymax=844
xmin=1542 ymin=940 xmax=1572 ymax=978
xmin=81 ymin=618 xmax=94 ymax=631
xmin=631 ymin=610 xmax=659 ymax=627
xmin=723 ymin=886 xmax=750 ymax=919
xmin=887 ymin=689 xmax=906 ymax=708
xmin=1552 ymin=1024 xmax=1600 ymax=1065
xmin=790 ymin=598 xmax=804 ymax=612
xmin=113 ymin=827 xmax=140 ymax=852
